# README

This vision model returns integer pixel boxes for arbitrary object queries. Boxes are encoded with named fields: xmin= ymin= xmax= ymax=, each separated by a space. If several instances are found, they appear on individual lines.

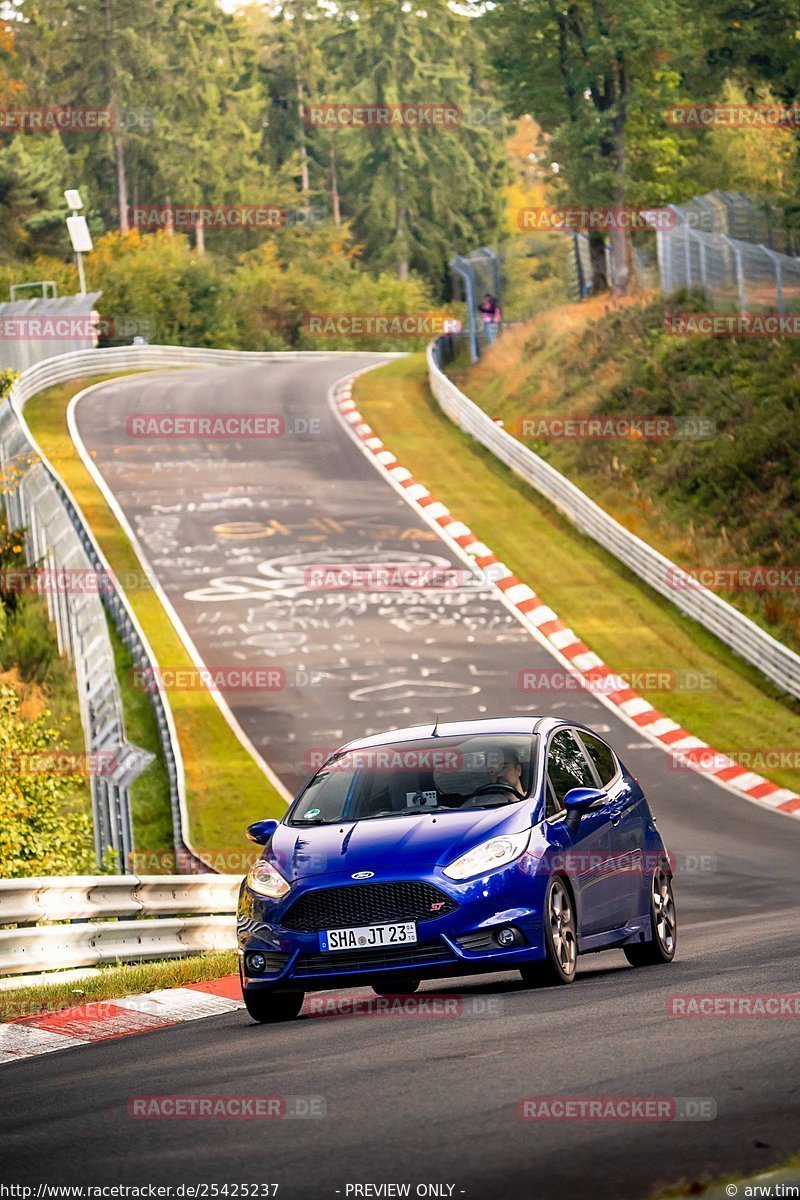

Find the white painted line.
xmin=116 ymin=987 xmax=243 ymax=1019
xmin=0 ymin=1024 xmax=89 ymax=1058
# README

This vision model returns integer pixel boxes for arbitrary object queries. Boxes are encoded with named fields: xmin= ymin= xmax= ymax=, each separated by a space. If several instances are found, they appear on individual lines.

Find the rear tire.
xmin=242 ymin=987 xmax=305 ymax=1024
xmin=624 ymin=865 xmax=677 ymax=966
xmin=372 ymin=977 xmax=420 ymax=996
xmin=520 ymin=876 xmax=577 ymax=987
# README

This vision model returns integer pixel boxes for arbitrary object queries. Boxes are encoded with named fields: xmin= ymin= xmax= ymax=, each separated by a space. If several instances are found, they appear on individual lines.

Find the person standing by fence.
xmin=478 ymin=293 xmax=502 ymax=344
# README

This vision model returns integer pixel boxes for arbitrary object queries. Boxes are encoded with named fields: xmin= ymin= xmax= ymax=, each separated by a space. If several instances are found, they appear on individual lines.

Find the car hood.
xmin=267 ymin=804 xmax=535 ymax=880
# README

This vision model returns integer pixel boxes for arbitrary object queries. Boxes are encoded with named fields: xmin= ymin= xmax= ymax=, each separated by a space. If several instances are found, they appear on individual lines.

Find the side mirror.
xmin=563 ymin=787 xmax=605 ymax=814
xmin=246 ymin=818 xmax=280 ymax=845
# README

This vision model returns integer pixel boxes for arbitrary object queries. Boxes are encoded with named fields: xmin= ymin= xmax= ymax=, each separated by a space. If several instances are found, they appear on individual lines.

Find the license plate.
xmin=319 ymin=921 xmax=417 ymax=952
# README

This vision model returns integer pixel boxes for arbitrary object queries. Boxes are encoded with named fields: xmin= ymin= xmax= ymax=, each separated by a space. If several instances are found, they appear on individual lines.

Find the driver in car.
xmin=488 ymin=748 xmax=524 ymax=793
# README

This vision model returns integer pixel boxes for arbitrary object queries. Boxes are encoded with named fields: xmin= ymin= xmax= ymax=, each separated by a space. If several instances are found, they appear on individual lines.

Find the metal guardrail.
xmin=427 ymin=340 xmax=800 ymax=701
xmin=2 ymin=345 xmax=402 ymax=874
xmin=0 ymin=874 xmax=239 ymax=977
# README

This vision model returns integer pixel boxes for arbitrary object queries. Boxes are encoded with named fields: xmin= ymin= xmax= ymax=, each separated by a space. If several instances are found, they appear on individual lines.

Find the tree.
xmin=486 ymin=0 xmax=699 ymax=294
xmin=16 ymin=0 xmax=167 ymax=231
xmin=321 ymin=0 xmax=506 ymax=285
xmin=0 ymin=134 xmax=73 ymax=258
xmin=151 ymin=0 xmax=271 ymax=254
xmin=697 ymin=0 xmax=800 ymax=103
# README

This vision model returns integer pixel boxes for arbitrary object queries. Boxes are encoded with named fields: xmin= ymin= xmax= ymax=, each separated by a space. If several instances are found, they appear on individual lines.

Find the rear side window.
xmin=546 ymin=730 xmax=596 ymax=805
xmin=578 ymin=732 xmax=618 ymax=787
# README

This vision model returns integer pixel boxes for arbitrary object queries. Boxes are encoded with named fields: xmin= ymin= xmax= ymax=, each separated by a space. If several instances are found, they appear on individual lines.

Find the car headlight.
xmin=443 ymin=830 xmax=531 ymax=881
xmin=247 ymin=857 xmax=290 ymax=899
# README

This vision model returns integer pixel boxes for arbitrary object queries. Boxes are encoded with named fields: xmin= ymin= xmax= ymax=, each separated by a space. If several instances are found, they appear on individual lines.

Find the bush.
xmin=0 ymin=685 xmax=99 ymax=877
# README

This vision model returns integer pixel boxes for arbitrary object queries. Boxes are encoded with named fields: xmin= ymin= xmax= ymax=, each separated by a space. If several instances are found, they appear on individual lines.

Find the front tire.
xmin=624 ymin=865 xmax=677 ymax=966
xmin=520 ymin=876 xmax=577 ymax=987
xmin=242 ymin=987 xmax=305 ymax=1024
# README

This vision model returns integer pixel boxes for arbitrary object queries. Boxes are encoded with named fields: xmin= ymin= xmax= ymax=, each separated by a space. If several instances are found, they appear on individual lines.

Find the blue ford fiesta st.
xmin=237 ymin=717 xmax=677 ymax=1022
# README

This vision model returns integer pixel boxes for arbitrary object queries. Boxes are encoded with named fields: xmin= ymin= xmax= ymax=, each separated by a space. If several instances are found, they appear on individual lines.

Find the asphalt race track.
xmin=3 ymin=357 xmax=797 ymax=1198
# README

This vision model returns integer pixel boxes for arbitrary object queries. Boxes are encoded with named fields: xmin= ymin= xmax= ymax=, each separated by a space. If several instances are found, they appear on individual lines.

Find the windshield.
xmin=289 ymin=735 xmax=536 ymax=824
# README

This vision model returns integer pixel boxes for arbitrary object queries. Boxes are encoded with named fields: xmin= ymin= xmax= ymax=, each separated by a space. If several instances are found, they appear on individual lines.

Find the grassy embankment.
xmin=354 ymin=353 xmax=800 ymax=794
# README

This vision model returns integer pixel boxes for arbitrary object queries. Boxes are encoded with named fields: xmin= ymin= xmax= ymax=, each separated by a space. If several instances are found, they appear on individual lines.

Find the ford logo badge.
xmin=351 ymin=870 xmax=374 ymax=880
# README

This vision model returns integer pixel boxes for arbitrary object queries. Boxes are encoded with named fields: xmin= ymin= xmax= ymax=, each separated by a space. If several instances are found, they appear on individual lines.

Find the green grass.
xmin=451 ymin=292 xmax=800 ymax=651
xmin=354 ymin=356 xmax=800 ymax=794
xmin=23 ymin=375 xmax=287 ymax=858
xmin=650 ymin=1153 xmax=800 ymax=1198
xmin=0 ymin=950 xmax=238 ymax=1019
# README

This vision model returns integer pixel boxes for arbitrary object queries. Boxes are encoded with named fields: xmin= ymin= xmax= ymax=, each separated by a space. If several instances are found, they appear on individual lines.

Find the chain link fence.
xmin=657 ymin=222 xmax=800 ymax=312
xmin=449 ymin=192 xmax=799 ymax=361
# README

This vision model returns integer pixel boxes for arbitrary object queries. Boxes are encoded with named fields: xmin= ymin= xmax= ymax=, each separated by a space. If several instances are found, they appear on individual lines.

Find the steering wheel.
xmin=465 ymin=781 xmax=526 ymax=802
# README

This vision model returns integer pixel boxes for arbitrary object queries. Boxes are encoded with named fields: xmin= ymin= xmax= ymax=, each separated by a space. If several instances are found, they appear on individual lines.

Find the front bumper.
xmin=238 ymin=861 xmax=548 ymax=992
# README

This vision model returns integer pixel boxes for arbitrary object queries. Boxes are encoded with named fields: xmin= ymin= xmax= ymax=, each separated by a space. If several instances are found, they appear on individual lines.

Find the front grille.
xmin=281 ymin=881 xmax=457 ymax=933
xmin=292 ymin=940 xmax=456 ymax=977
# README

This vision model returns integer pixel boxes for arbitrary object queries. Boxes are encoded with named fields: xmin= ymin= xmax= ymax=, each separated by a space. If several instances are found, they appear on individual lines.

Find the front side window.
xmin=290 ymin=735 xmax=537 ymax=824
xmin=546 ymin=729 xmax=596 ymax=805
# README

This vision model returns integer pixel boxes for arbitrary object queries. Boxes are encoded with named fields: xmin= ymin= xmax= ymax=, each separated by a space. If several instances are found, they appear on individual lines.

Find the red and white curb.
xmin=0 ymin=975 xmax=243 ymax=1065
xmin=332 ymin=376 xmax=800 ymax=819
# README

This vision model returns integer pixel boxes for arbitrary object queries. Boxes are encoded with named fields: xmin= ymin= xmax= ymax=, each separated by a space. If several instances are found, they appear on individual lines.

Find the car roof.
xmin=338 ymin=716 xmax=564 ymax=753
